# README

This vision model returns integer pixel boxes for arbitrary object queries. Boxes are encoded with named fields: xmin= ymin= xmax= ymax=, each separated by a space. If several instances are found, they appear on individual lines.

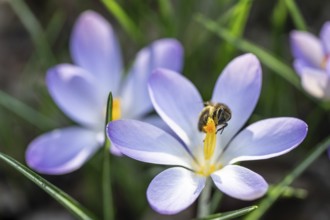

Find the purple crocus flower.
xmin=290 ymin=21 xmax=330 ymax=99
xmin=25 ymin=10 xmax=183 ymax=174
xmin=107 ymin=54 xmax=308 ymax=215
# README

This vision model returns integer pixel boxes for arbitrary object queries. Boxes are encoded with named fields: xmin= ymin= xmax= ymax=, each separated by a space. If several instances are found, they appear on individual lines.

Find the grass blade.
xmin=101 ymin=0 xmax=143 ymax=43
xmin=102 ymin=92 xmax=114 ymax=220
xmin=216 ymin=0 xmax=253 ymax=70
xmin=244 ymin=136 xmax=330 ymax=220
xmin=0 ymin=152 xmax=97 ymax=220
xmin=0 ymin=90 xmax=57 ymax=130
xmin=195 ymin=14 xmax=301 ymax=90
xmin=197 ymin=205 xmax=258 ymax=220
xmin=284 ymin=0 xmax=307 ymax=31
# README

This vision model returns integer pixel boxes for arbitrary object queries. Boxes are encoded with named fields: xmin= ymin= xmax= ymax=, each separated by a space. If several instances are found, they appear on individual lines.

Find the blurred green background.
xmin=0 ymin=0 xmax=330 ymax=219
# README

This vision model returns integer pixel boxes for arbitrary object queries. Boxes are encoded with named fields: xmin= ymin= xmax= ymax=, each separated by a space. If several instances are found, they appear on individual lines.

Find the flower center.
xmin=321 ymin=54 xmax=329 ymax=69
xmin=112 ymin=98 xmax=121 ymax=120
xmin=196 ymin=117 xmax=221 ymax=177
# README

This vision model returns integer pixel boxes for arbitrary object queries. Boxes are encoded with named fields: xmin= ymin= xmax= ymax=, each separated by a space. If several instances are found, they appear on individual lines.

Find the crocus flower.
xmin=25 ymin=10 xmax=183 ymax=174
xmin=290 ymin=21 xmax=330 ymax=99
xmin=107 ymin=54 xmax=308 ymax=215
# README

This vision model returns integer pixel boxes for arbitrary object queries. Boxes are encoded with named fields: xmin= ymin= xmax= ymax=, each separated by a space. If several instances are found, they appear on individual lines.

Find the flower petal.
xmin=300 ymin=67 xmax=330 ymax=100
xmin=70 ymin=10 xmax=122 ymax=94
xmin=109 ymin=143 xmax=123 ymax=156
xmin=221 ymin=117 xmax=307 ymax=164
xmin=293 ymin=59 xmax=310 ymax=76
xmin=211 ymin=165 xmax=268 ymax=200
xmin=148 ymin=68 xmax=204 ymax=148
xmin=46 ymin=64 xmax=105 ymax=128
xmin=120 ymin=39 xmax=184 ymax=119
xmin=147 ymin=167 xmax=205 ymax=215
xmin=142 ymin=115 xmax=179 ymax=139
xmin=212 ymin=54 xmax=262 ymax=152
xmin=26 ymin=127 xmax=102 ymax=175
xmin=290 ymin=30 xmax=324 ymax=68
xmin=320 ymin=21 xmax=330 ymax=54
xmin=107 ymin=119 xmax=195 ymax=167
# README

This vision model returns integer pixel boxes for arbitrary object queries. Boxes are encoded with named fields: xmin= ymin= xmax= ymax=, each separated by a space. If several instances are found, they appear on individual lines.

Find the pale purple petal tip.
xmin=211 ymin=165 xmax=268 ymax=200
xmin=109 ymin=143 xmax=123 ymax=156
xmin=26 ymin=127 xmax=102 ymax=175
xmin=300 ymin=68 xmax=330 ymax=100
xmin=46 ymin=64 xmax=105 ymax=128
xmin=212 ymin=53 xmax=262 ymax=153
xmin=70 ymin=10 xmax=123 ymax=94
xmin=147 ymin=167 xmax=205 ymax=215
xmin=148 ymin=68 xmax=204 ymax=148
xmin=320 ymin=21 xmax=330 ymax=54
xmin=222 ymin=117 xmax=308 ymax=164
xmin=120 ymin=38 xmax=184 ymax=119
xmin=290 ymin=30 xmax=324 ymax=68
xmin=107 ymin=119 xmax=193 ymax=167
xmin=150 ymin=38 xmax=184 ymax=72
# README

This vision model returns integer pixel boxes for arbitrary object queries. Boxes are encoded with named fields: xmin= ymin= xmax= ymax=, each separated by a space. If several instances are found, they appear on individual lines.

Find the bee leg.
xmin=216 ymin=123 xmax=228 ymax=134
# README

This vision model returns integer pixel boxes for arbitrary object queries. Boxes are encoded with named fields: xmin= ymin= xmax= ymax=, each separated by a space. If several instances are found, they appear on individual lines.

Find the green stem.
xmin=102 ymin=93 xmax=114 ymax=220
xmin=284 ymin=0 xmax=307 ymax=31
xmin=197 ymin=179 xmax=212 ymax=218
xmin=210 ymin=190 xmax=223 ymax=214
xmin=244 ymin=136 xmax=330 ymax=220
xmin=0 ymin=152 xmax=97 ymax=220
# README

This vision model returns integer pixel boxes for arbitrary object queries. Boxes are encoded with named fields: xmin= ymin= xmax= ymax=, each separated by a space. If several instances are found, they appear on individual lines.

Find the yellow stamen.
xmin=203 ymin=117 xmax=216 ymax=161
xmin=112 ymin=98 xmax=121 ymax=120
xmin=196 ymin=164 xmax=216 ymax=176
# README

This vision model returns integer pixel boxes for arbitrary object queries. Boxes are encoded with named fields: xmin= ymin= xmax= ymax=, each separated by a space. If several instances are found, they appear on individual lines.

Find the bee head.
xmin=214 ymin=104 xmax=231 ymax=125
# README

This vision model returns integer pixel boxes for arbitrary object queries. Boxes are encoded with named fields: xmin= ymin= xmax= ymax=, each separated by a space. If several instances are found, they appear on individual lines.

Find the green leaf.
xmin=210 ymin=190 xmax=223 ymax=214
xmin=280 ymin=186 xmax=308 ymax=199
xmin=102 ymin=92 xmax=115 ymax=220
xmin=195 ymin=14 xmax=301 ymax=90
xmin=197 ymin=205 xmax=258 ymax=220
xmin=272 ymin=0 xmax=288 ymax=32
xmin=101 ymin=0 xmax=143 ymax=43
xmin=0 ymin=90 xmax=57 ymax=130
xmin=157 ymin=0 xmax=175 ymax=35
xmin=0 ymin=152 xmax=97 ymax=220
xmin=244 ymin=136 xmax=330 ymax=220
xmin=216 ymin=0 xmax=253 ymax=70
xmin=284 ymin=0 xmax=307 ymax=31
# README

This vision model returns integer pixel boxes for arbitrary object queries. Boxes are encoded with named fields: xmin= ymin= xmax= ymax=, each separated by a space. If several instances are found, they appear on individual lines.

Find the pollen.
xmin=203 ymin=117 xmax=216 ymax=133
xmin=196 ymin=163 xmax=222 ymax=177
xmin=112 ymin=98 xmax=121 ymax=120
xmin=203 ymin=117 xmax=216 ymax=161
xmin=196 ymin=164 xmax=216 ymax=176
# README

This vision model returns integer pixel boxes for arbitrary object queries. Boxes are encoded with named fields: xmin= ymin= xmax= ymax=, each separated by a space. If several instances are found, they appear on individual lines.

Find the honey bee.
xmin=198 ymin=102 xmax=232 ymax=134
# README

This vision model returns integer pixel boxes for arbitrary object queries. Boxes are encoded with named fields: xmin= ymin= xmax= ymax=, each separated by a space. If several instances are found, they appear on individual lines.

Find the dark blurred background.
xmin=0 ymin=0 xmax=330 ymax=219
